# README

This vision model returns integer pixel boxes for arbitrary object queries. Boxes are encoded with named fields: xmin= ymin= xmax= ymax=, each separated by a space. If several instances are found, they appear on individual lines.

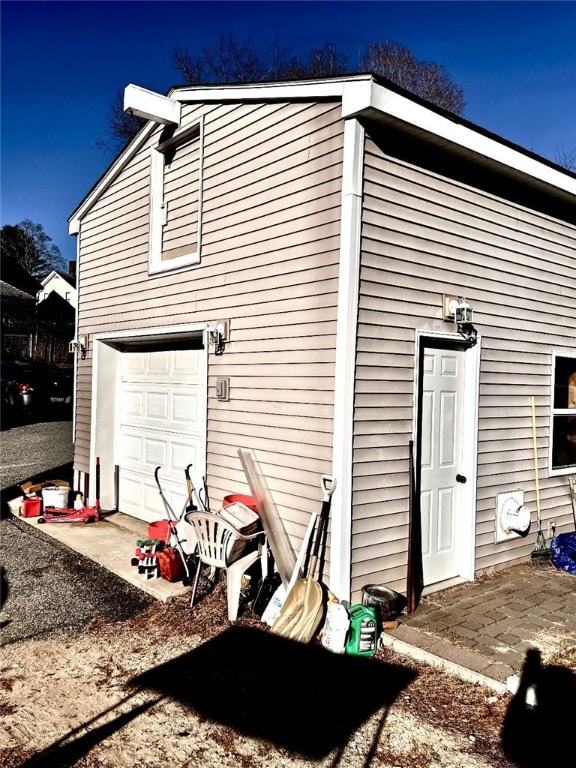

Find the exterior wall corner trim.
xmin=330 ymin=117 xmax=365 ymax=601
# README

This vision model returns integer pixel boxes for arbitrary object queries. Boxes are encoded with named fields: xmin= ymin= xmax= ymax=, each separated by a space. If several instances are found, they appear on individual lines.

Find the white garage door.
xmin=116 ymin=347 xmax=207 ymax=523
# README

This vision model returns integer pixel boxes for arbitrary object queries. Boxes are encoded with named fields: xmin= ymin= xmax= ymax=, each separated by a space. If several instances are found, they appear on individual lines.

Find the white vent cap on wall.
xmin=500 ymin=496 xmax=531 ymax=535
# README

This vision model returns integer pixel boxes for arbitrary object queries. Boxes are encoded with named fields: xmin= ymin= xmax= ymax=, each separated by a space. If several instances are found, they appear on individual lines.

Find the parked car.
xmin=44 ymin=364 xmax=74 ymax=407
xmin=1 ymin=360 xmax=73 ymax=423
xmin=1 ymin=360 xmax=41 ymax=414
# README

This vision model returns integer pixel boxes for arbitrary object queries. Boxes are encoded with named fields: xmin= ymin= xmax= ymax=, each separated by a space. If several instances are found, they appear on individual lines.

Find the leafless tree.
xmin=95 ymin=89 xmax=147 ymax=153
xmin=359 ymin=41 xmax=464 ymax=114
xmin=1 ymin=220 xmax=64 ymax=283
xmin=555 ymin=143 xmax=576 ymax=171
xmin=201 ymin=33 xmax=267 ymax=83
xmin=171 ymin=47 xmax=203 ymax=85
xmin=102 ymin=34 xmax=464 ymax=149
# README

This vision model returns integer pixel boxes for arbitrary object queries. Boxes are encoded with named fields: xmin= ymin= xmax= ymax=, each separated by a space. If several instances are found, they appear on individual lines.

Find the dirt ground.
xmin=5 ymin=577 xmax=570 ymax=768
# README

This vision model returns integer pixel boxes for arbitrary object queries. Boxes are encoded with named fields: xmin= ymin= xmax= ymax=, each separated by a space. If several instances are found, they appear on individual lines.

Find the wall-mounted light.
xmin=207 ymin=320 xmax=229 ymax=355
xmin=443 ymin=295 xmax=477 ymax=345
xmin=69 ymin=335 xmax=88 ymax=359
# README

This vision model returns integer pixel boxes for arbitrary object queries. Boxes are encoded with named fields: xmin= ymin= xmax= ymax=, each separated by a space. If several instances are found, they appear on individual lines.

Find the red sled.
xmin=38 ymin=505 xmax=101 ymax=524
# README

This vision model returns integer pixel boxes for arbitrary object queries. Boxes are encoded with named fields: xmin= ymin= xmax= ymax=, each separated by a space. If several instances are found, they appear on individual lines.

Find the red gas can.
xmin=22 ymin=497 xmax=41 ymax=518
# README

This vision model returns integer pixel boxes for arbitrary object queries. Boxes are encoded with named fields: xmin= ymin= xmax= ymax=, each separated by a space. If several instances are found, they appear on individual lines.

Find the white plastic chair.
xmin=184 ymin=510 xmax=266 ymax=621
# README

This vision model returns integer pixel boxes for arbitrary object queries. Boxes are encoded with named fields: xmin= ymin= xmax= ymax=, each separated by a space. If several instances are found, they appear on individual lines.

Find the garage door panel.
xmin=173 ymin=353 xmax=202 ymax=378
xmin=123 ymin=355 xmax=147 ymax=377
xmin=144 ymin=437 xmax=169 ymax=469
xmin=119 ymin=475 xmax=144 ymax=518
xmin=171 ymin=440 xmax=200 ymax=478
xmin=146 ymin=391 xmax=170 ymax=421
xmin=118 ymin=471 xmax=185 ymax=522
xmin=120 ymin=387 xmax=201 ymax=431
xmin=123 ymin=349 xmax=201 ymax=383
xmin=173 ymin=392 xmax=201 ymax=426
xmin=119 ymin=428 xmax=169 ymax=473
xmin=148 ymin=351 xmax=171 ymax=376
xmin=122 ymin=390 xmax=145 ymax=421
xmin=122 ymin=433 xmax=143 ymax=464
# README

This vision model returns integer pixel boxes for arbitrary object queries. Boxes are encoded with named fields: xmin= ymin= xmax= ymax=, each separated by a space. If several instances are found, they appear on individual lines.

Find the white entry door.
xmin=116 ymin=347 xmax=206 ymax=523
xmin=420 ymin=346 xmax=466 ymax=585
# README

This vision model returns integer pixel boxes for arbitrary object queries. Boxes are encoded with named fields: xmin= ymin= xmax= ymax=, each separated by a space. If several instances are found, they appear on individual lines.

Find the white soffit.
xmin=342 ymin=79 xmax=576 ymax=199
xmin=124 ymin=84 xmax=181 ymax=125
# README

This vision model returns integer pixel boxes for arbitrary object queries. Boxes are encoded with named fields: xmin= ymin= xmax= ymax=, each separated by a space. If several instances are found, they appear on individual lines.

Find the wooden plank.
xmin=238 ymin=448 xmax=297 ymax=589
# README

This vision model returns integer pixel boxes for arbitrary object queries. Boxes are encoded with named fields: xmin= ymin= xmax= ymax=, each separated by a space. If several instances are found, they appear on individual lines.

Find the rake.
xmin=530 ymin=396 xmax=550 ymax=565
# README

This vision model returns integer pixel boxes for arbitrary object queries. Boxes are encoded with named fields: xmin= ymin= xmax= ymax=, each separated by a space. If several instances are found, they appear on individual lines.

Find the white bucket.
xmin=42 ymin=486 xmax=69 ymax=508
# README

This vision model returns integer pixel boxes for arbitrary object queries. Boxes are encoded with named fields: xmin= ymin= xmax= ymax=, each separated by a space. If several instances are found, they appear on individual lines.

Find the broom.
xmin=530 ymin=396 xmax=550 ymax=565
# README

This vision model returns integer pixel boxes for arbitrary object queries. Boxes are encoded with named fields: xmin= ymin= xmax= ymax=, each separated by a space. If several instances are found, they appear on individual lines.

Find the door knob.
xmin=456 ymin=474 xmax=467 ymax=483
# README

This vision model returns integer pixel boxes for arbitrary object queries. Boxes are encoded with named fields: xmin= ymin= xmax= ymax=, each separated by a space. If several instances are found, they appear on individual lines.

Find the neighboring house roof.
xmin=69 ymin=73 xmax=576 ymax=231
xmin=39 ymin=270 xmax=76 ymax=289
xmin=0 ymin=280 xmax=36 ymax=301
xmin=36 ymin=270 xmax=78 ymax=309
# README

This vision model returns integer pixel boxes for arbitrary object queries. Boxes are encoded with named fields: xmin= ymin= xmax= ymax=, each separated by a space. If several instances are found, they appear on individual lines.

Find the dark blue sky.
xmin=2 ymin=1 xmax=575 ymax=266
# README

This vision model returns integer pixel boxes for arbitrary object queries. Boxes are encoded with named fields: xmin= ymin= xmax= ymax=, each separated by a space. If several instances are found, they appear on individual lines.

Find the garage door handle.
xmin=456 ymin=474 xmax=467 ymax=484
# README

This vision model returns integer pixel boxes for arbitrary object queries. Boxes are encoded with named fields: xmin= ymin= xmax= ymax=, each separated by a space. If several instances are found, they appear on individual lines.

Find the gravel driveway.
xmin=0 ymin=418 xmax=154 ymax=644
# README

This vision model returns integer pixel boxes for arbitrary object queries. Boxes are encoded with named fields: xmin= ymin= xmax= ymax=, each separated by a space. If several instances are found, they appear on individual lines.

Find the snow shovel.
xmin=270 ymin=475 xmax=336 ymax=643
xmin=260 ymin=508 xmax=318 ymax=625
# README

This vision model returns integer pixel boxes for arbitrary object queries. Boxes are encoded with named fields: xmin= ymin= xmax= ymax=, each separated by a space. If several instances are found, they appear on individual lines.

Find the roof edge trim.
xmin=169 ymin=74 xmax=370 ymax=102
xmin=342 ymin=80 xmax=575 ymax=196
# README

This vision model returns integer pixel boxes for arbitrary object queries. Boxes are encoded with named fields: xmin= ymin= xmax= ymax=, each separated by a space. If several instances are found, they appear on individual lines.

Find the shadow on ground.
xmin=20 ymin=624 xmax=417 ymax=766
xmin=501 ymin=648 xmax=576 ymax=768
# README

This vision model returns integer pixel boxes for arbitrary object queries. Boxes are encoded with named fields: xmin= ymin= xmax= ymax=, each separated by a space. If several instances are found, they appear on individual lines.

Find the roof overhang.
xmin=69 ymin=74 xmax=575 ymax=230
xmin=340 ymin=77 xmax=575 ymax=206
xmin=124 ymin=84 xmax=182 ymax=125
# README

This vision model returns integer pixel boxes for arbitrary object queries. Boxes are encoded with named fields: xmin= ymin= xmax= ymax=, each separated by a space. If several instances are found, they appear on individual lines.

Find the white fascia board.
xmin=124 ymin=84 xmax=181 ymax=126
xmin=343 ymin=80 xmax=576 ymax=197
xmin=40 ymin=270 xmax=59 ymax=287
xmin=330 ymin=118 xmax=365 ymax=603
xmin=69 ymin=120 xmax=158 ymax=231
xmin=170 ymin=75 xmax=370 ymax=104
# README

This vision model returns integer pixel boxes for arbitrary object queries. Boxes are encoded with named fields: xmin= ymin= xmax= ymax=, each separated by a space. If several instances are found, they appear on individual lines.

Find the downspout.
xmin=69 ymin=219 xmax=80 ymax=488
xmin=330 ymin=116 xmax=365 ymax=602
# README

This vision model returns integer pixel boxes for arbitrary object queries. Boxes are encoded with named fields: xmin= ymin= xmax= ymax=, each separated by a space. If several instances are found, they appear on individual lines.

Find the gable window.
xmin=149 ymin=119 xmax=203 ymax=274
xmin=551 ymin=353 xmax=576 ymax=473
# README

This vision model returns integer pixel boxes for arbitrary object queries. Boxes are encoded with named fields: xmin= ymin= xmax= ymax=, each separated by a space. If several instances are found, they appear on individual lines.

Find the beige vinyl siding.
xmin=352 ymin=129 xmax=575 ymax=598
xmin=75 ymin=100 xmax=344 ymax=540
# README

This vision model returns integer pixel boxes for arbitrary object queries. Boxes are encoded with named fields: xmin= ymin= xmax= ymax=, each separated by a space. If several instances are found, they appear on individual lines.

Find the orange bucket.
xmin=222 ymin=494 xmax=257 ymax=512
xmin=147 ymin=520 xmax=174 ymax=543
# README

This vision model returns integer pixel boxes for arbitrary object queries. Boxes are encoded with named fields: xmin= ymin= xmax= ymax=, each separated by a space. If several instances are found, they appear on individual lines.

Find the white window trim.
xmin=549 ymin=350 xmax=576 ymax=477
xmin=149 ymin=117 xmax=203 ymax=275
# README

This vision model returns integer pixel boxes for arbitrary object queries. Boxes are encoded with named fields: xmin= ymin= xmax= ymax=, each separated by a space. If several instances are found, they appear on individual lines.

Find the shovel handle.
xmin=321 ymin=475 xmax=336 ymax=502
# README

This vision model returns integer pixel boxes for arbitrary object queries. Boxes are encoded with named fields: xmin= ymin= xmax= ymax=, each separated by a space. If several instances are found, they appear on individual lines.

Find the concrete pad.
xmin=17 ymin=510 xmax=191 ymax=603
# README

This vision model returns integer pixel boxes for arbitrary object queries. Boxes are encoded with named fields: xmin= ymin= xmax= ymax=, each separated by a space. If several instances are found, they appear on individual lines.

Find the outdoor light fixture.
xmin=207 ymin=321 xmax=229 ymax=355
xmin=69 ymin=335 xmax=88 ymax=359
xmin=443 ymin=295 xmax=477 ymax=345
xmin=454 ymin=297 xmax=473 ymax=325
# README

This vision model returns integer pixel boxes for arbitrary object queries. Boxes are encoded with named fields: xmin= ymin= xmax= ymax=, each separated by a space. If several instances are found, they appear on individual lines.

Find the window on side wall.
xmin=551 ymin=353 xmax=576 ymax=474
xmin=149 ymin=119 xmax=202 ymax=274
